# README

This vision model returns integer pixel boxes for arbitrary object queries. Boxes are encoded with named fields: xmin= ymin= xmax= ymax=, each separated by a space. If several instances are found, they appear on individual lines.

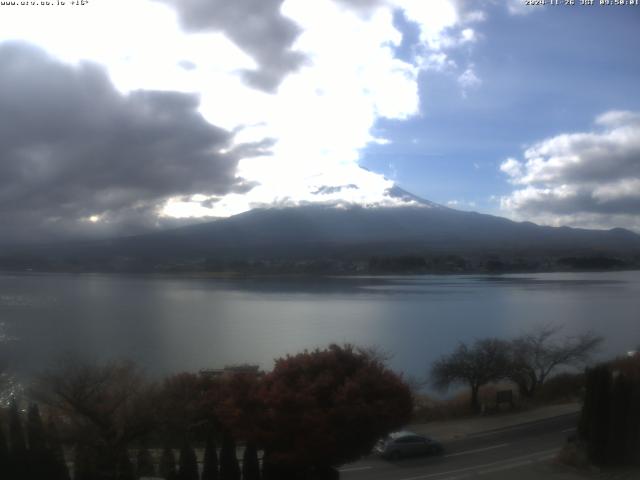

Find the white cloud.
xmin=446 ymin=199 xmax=476 ymax=210
xmin=461 ymin=9 xmax=486 ymax=23
xmin=0 ymin=0 xmax=480 ymax=227
xmin=421 ymin=52 xmax=457 ymax=72
xmin=506 ymin=0 xmax=536 ymax=15
xmin=500 ymin=158 xmax=524 ymax=179
xmin=500 ymin=111 xmax=640 ymax=231
xmin=595 ymin=110 xmax=640 ymax=128
xmin=460 ymin=28 xmax=477 ymax=43
xmin=457 ymin=65 xmax=481 ymax=95
xmin=394 ymin=0 xmax=459 ymax=49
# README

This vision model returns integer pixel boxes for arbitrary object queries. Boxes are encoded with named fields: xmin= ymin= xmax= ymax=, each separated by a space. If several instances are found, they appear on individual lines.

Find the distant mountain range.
xmin=3 ymin=189 xmax=640 ymax=274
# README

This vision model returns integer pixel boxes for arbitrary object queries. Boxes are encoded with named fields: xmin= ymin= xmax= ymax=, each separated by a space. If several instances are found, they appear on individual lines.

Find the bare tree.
xmin=508 ymin=324 xmax=603 ymax=398
xmin=430 ymin=338 xmax=511 ymax=412
xmin=32 ymin=357 xmax=157 ymax=479
xmin=356 ymin=345 xmax=395 ymax=365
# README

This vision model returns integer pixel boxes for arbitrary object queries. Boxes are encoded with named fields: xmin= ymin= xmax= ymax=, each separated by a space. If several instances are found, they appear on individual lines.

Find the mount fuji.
xmin=5 ymin=185 xmax=639 ymax=274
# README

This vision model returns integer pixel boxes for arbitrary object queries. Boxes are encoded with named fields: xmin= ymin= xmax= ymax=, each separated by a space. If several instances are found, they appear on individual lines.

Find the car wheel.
xmin=389 ymin=450 xmax=402 ymax=461
xmin=431 ymin=445 xmax=444 ymax=455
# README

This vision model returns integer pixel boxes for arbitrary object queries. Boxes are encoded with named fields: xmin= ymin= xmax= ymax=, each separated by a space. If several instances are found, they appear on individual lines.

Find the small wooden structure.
xmin=495 ymin=389 xmax=515 ymax=409
xmin=199 ymin=364 xmax=262 ymax=379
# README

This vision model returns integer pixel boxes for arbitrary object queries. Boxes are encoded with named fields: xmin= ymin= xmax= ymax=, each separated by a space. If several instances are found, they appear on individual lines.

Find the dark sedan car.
xmin=374 ymin=431 xmax=444 ymax=460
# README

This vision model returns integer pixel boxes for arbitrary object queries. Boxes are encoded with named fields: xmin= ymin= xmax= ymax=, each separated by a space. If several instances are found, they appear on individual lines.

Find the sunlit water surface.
xmin=1 ymin=271 xmax=638 ymax=382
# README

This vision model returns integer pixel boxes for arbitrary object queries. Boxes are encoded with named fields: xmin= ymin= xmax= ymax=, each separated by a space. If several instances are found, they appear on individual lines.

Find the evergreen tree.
xmin=74 ymin=444 xmax=96 ymax=480
xmin=629 ymin=379 xmax=640 ymax=466
xmin=159 ymin=446 xmax=178 ymax=480
xmin=46 ymin=419 xmax=70 ymax=480
xmin=261 ymin=454 xmax=295 ymax=480
xmin=241 ymin=442 xmax=260 ymax=480
xmin=201 ymin=433 xmax=219 ymax=480
xmin=26 ymin=404 xmax=46 ymax=454
xmin=219 ymin=431 xmax=240 ymax=480
xmin=9 ymin=397 xmax=28 ymax=479
xmin=0 ymin=417 xmax=10 ymax=474
xmin=579 ymin=361 xmax=640 ymax=467
xmin=313 ymin=467 xmax=340 ymax=480
xmin=586 ymin=366 xmax=612 ymax=465
xmin=136 ymin=446 xmax=156 ymax=478
xmin=26 ymin=403 xmax=48 ymax=480
xmin=178 ymin=441 xmax=199 ymax=480
xmin=607 ymin=373 xmax=632 ymax=464
xmin=9 ymin=398 xmax=27 ymax=453
xmin=117 ymin=450 xmax=136 ymax=480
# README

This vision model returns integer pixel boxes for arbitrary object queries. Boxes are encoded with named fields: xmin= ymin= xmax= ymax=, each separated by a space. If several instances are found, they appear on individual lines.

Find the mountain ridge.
xmin=3 ymin=194 xmax=640 ymax=274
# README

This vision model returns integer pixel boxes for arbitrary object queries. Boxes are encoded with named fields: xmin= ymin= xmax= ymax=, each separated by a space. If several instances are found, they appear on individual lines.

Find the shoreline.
xmin=1 ymin=267 xmax=639 ymax=280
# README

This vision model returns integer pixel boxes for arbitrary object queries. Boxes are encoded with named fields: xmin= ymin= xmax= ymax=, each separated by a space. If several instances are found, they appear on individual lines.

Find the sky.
xmin=0 ymin=0 xmax=639 ymax=244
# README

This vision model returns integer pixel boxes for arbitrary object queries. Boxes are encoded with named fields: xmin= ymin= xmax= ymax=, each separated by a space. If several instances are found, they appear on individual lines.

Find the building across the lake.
xmin=199 ymin=364 xmax=262 ymax=379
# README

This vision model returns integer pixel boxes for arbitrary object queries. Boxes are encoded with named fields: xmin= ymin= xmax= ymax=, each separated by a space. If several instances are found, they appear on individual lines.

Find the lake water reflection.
xmin=1 ymin=271 xmax=638 ymax=381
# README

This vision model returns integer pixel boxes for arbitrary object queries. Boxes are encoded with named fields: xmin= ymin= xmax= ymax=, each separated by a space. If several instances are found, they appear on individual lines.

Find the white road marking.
xmin=443 ymin=443 xmax=509 ymax=458
xmin=435 ymin=454 xmax=556 ymax=480
xmin=397 ymin=448 xmax=558 ymax=480
xmin=471 ymin=422 xmax=577 ymax=439
xmin=468 ymin=426 xmax=530 ymax=438
xmin=561 ymin=427 xmax=576 ymax=433
xmin=339 ymin=465 xmax=373 ymax=472
xmin=476 ymin=454 xmax=555 ymax=476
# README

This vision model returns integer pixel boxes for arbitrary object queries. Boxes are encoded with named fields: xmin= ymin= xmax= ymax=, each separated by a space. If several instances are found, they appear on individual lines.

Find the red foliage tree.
xmin=157 ymin=372 xmax=221 ymax=440
xmin=227 ymin=344 xmax=413 ymax=472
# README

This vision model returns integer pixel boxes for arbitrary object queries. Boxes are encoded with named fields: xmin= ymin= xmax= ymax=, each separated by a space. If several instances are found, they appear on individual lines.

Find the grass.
xmin=412 ymin=374 xmax=585 ymax=423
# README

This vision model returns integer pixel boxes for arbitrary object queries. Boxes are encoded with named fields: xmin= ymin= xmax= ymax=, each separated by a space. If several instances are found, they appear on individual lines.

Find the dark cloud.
xmin=312 ymin=184 xmax=358 ymax=195
xmin=0 ymin=42 xmax=260 ymax=244
xmin=503 ymin=188 xmax=640 ymax=217
xmin=157 ymin=0 xmax=306 ymax=92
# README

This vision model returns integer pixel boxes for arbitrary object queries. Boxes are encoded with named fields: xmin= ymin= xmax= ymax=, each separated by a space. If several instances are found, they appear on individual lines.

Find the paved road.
xmin=339 ymin=413 xmax=579 ymax=480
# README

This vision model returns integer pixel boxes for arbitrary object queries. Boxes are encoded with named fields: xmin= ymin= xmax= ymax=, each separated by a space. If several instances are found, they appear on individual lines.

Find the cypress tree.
xmin=579 ymin=363 xmax=640 ymax=467
xmin=26 ymin=403 xmax=48 ymax=480
xmin=117 ymin=450 xmax=136 ymax=480
xmin=260 ymin=454 xmax=295 ymax=480
xmin=178 ymin=441 xmax=199 ymax=480
xmin=201 ymin=433 xmax=219 ymax=480
xmin=26 ymin=404 xmax=46 ymax=454
xmin=9 ymin=397 xmax=27 ymax=479
xmin=219 ymin=431 xmax=240 ymax=480
xmin=629 ymin=380 xmax=640 ymax=466
xmin=607 ymin=373 xmax=632 ymax=465
xmin=159 ymin=446 xmax=177 ymax=480
xmin=74 ymin=444 xmax=96 ymax=480
xmin=241 ymin=442 xmax=260 ymax=480
xmin=0 ymin=417 xmax=9 ymax=474
xmin=136 ymin=446 xmax=156 ymax=478
xmin=580 ymin=365 xmax=612 ymax=466
xmin=308 ymin=466 xmax=339 ymax=480
xmin=578 ymin=367 xmax=594 ymax=440
xmin=591 ymin=366 xmax=612 ymax=466
xmin=9 ymin=398 xmax=27 ymax=453
xmin=46 ymin=419 xmax=70 ymax=480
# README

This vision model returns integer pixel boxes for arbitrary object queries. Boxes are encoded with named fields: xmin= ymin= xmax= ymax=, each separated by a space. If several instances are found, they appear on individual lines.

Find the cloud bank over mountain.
xmin=500 ymin=111 xmax=640 ymax=231
xmin=0 ymin=43 xmax=258 ymax=243
xmin=0 ymin=0 xmax=637 ymax=242
xmin=0 ymin=0 xmax=484 ymax=242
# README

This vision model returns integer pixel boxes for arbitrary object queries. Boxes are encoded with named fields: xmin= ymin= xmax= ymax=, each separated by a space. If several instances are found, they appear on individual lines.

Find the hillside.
xmin=3 ymin=197 xmax=640 ymax=274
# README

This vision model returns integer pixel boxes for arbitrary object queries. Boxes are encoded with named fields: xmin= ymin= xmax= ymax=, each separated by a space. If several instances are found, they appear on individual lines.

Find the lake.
xmin=1 ymin=271 xmax=639 ymax=383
